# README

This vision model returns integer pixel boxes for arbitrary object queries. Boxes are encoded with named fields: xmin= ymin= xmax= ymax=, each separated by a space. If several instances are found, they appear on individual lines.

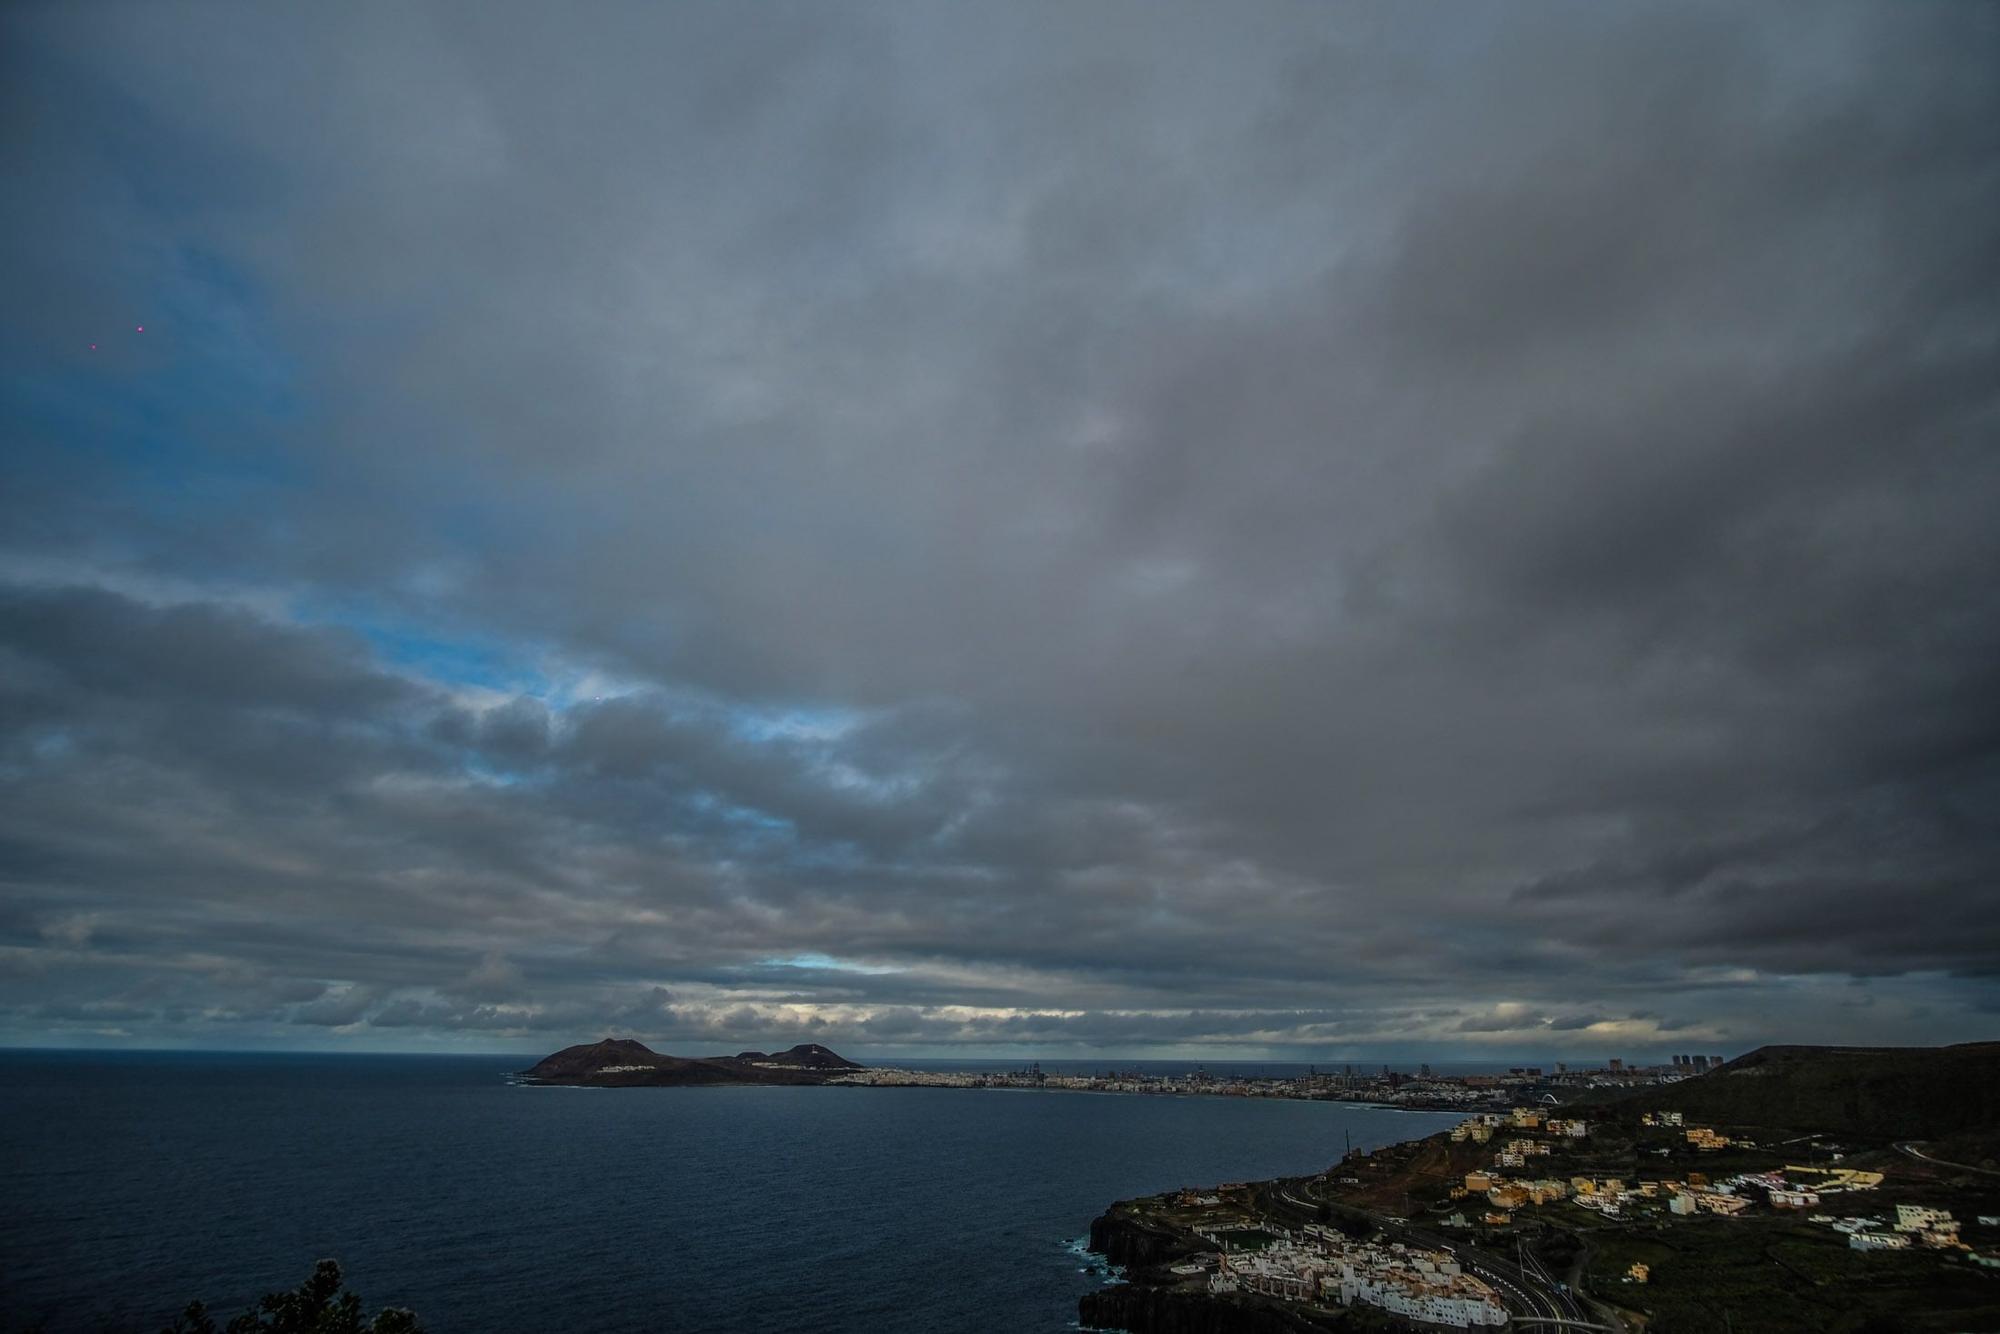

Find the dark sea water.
xmin=0 ymin=1052 xmax=1459 ymax=1333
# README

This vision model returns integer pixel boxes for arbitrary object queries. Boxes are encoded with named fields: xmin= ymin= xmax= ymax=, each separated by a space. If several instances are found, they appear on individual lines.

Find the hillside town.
xmin=1439 ymin=1107 xmax=1903 ymax=1232
xmin=1081 ymin=1085 xmax=2000 ymax=1332
xmin=1203 ymin=1224 xmax=1507 ymax=1327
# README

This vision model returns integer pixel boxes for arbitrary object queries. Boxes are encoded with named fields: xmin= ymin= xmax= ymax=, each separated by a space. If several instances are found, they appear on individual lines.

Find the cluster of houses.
xmin=1448 ymin=1106 xmax=1590 ymax=1145
xmin=1821 ymin=1205 xmax=1981 ymax=1255
xmin=1447 ymin=1110 xmax=1597 ymax=1225
xmin=1444 ymin=1109 xmax=1894 ymax=1229
xmin=1451 ymin=1168 xmax=1755 ymax=1224
xmin=1637 ymin=1109 xmax=1746 ymax=1152
xmin=1200 ymin=1224 xmax=1507 ymax=1328
xmin=1442 ymin=1107 xmax=2000 ymax=1275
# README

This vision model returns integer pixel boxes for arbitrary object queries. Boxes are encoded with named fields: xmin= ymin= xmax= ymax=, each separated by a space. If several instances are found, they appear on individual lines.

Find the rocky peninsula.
xmin=519 ymin=1037 xmax=863 ymax=1087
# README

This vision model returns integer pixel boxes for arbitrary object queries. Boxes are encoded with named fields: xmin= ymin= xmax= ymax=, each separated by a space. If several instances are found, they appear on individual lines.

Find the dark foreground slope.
xmin=520 ymin=1038 xmax=863 ymax=1087
xmin=1609 ymin=1041 xmax=2000 ymax=1141
xmin=1080 ymin=1285 xmax=1374 ymax=1334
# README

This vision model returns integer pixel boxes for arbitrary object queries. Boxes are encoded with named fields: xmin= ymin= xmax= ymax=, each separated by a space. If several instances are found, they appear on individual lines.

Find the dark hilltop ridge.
xmin=520 ymin=1037 xmax=864 ymax=1087
xmin=1594 ymin=1040 xmax=2000 ymax=1144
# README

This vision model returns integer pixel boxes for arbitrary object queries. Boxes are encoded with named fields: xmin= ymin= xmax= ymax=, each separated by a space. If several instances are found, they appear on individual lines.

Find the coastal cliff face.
xmin=1087 ymin=1208 xmax=1212 ymax=1270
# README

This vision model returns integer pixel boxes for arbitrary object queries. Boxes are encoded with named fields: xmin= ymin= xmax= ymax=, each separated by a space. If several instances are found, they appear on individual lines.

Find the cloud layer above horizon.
xmin=3 ymin=2 xmax=1996 ymax=1058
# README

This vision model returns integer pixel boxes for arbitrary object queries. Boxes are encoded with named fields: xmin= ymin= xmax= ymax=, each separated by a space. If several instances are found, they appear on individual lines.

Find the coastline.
xmin=514 ymin=1067 xmax=1438 ymax=1115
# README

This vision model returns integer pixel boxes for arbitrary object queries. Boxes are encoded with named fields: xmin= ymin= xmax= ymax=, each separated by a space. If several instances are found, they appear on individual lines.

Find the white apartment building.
xmin=1850 ymin=1231 xmax=1912 ymax=1252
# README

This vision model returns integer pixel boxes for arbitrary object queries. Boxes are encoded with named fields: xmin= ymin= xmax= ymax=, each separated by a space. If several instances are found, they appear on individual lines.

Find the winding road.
xmin=1895 ymin=1141 xmax=2000 ymax=1178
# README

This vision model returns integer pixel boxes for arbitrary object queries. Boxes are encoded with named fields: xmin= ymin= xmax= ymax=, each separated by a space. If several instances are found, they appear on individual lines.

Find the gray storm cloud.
xmin=0 ymin=2 xmax=1995 ymax=1056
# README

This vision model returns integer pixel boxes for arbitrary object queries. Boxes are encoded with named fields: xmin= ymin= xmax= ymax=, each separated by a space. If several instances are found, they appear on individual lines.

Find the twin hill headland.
xmin=519 ymin=1037 xmax=865 ymax=1087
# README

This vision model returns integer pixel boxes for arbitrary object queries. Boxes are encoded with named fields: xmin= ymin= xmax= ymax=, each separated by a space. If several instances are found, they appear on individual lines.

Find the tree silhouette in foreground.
xmin=159 ymin=1260 xmax=422 ymax=1334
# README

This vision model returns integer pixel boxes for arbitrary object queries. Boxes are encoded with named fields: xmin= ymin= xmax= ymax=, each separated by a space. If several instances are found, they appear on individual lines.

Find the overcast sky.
xmin=3 ymin=2 xmax=1996 ymax=1061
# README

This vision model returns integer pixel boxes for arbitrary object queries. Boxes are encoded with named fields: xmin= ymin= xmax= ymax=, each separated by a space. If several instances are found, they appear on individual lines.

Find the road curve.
xmin=1895 ymin=1141 xmax=2000 ymax=1178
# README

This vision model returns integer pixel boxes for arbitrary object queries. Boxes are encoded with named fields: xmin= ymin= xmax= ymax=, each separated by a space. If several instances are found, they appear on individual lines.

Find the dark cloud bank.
xmin=1 ymin=2 xmax=1996 ymax=1057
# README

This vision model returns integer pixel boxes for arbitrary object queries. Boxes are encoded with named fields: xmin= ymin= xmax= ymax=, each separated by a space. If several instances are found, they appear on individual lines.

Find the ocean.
xmin=0 ymin=1052 xmax=1459 ymax=1333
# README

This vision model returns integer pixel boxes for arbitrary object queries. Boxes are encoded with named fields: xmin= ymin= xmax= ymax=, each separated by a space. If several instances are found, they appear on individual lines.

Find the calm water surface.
xmin=0 ymin=1053 xmax=1457 ymax=1333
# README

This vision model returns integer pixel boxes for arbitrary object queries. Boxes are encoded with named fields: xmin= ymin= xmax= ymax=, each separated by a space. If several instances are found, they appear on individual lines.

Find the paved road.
xmin=1268 ymin=1180 xmax=1601 ymax=1328
xmin=1895 ymin=1141 xmax=2000 ymax=1178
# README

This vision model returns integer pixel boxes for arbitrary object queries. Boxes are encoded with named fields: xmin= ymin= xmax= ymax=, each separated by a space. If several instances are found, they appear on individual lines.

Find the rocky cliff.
xmin=1087 ymin=1209 xmax=1213 ymax=1270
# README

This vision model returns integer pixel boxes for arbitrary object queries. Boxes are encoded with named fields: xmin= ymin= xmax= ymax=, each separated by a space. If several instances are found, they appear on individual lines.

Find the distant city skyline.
xmin=3 ymin=3 xmax=1996 ymax=1058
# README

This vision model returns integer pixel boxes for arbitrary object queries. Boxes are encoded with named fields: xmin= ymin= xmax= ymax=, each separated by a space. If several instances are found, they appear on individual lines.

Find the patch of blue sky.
xmin=5 ymin=244 xmax=307 ymax=544
xmin=534 ymin=664 xmax=666 ymax=713
xmin=367 ymin=625 xmax=544 ymax=697
xmin=460 ymin=758 xmax=534 ymax=790
xmin=248 ymin=578 xmax=852 ymax=750
xmin=5 ymin=358 xmax=287 ymax=492
xmin=5 ymin=43 xmax=302 ymax=517
xmin=156 ymin=245 xmax=302 ymax=416
xmin=756 ymin=953 xmax=905 ymax=976
xmin=304 ymin=604 xmax=553 ymax=699
xmin=730 ymin=704 xmax=868 ymax=744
